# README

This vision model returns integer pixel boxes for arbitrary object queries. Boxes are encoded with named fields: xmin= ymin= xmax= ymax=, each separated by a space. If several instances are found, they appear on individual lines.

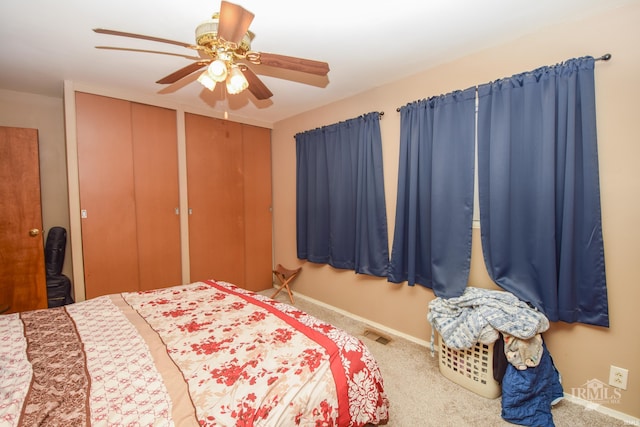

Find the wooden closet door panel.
xmin=76 ymin=92 xmax=139 ymax=298
xmin=186 ymin=113 xmax=245 ymax=285
xmin=242 ymin=125 xmax=272 ymax=291
xmin=131 ymin=103 xmax=182 ymax=291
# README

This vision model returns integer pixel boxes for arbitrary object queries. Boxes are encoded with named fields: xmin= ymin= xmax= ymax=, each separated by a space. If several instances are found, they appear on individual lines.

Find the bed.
xmin=0 ymin=280 xmax=389 ymax=426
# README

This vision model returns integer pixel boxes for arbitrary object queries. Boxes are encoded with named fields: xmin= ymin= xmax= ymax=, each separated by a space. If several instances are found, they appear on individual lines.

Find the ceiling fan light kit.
xmin=194 ymin=11 xmax=251 ymax=94
xmin=93 ymin=1 xmax=330 ymax=101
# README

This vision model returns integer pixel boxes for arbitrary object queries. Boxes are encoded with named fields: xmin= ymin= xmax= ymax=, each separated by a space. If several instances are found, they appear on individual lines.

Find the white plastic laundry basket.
xmin=437 ymin=334 xmax=502 ymax=399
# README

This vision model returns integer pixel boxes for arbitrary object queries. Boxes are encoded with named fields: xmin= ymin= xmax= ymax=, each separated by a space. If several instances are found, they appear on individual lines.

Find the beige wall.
xmin=0 ymin=89 xmax=72 ymax=280
xmin=272 ymin=3 xmax=640 ymax=419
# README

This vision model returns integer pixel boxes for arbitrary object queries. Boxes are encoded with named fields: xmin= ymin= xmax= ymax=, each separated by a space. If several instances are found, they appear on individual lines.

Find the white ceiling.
xmin=0 ymin=0 xmax=635 ymax=125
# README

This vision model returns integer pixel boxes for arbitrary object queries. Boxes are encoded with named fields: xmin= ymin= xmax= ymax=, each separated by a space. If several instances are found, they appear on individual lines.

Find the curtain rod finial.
xmin=598 ymin=53 xmax=612 ymax=61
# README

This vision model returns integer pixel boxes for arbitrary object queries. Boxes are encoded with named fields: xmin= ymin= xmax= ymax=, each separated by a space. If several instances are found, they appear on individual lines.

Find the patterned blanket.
xmin=428 ymin=287 xmax=549 ymax=350
xmin=0 ymin=280 xmax=389 ymax=426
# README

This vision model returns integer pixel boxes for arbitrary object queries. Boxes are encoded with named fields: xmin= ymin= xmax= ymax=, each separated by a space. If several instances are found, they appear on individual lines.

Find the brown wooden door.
xmin=243 ymin=125 xmax=273 ymax=291
xmin=186 ymin=113 xmax=245 ymax=285
xmin=0 ymin=126 xmax=48 ymax=313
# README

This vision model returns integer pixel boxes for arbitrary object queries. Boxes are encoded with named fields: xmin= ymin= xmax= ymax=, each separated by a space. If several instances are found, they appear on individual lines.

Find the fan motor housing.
xmin=195 ymin=18 xmax=219 ymax=47
xmin=196 ymin=16 xmax=252 ymax=56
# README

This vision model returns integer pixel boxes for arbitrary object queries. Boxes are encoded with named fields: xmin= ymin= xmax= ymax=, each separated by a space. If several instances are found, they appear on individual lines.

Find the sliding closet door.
xmin=131 ymin=102 xmax=182 ymax=290
xmin=76 ymin=93 xmax=181 ymax=298
xmin=76 ymin=93 xmax=139 ymax=298
xmin=186 ymin=113 xmax=245 ymax=285
xmin=243 ymin=124 xmax=272 ymax=291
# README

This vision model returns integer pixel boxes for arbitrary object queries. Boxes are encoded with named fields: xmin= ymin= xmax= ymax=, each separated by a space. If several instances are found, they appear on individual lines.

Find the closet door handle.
xmin=28 ymin=228 xmax=41 ymax=237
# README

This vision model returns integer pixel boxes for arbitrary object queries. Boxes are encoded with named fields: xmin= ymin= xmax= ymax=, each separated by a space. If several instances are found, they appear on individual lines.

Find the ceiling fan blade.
xmin=257 ymin=52 xmax=330 ymax=76
xmin=95 ymin=46 xmax=201 ymax=61
xmin=217 ymin=1 xmax=255 ymax=45
xmin=239 ymin=66 xmax=273 ymax=100
xmin=93 ymin=28 xmax=196 ymax=49
xmin=156 ymin=61 xmax=209 ymax=84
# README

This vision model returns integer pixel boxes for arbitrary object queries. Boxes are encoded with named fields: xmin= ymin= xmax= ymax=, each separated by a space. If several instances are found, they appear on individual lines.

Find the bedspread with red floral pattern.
xmin=0 ymin=280 xmax=389 ymax=427
xmin=123 ymin=280 xmax=389 ymax=426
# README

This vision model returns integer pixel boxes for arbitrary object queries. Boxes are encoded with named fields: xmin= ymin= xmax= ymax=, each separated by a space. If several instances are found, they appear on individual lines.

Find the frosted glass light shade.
xmin=226 ymin=66 xmax=248 ymax=94
xmin=207 ymin=59 xmax=228 ymax=82
xmin=197 ymin=72 xmax=216 ymax=91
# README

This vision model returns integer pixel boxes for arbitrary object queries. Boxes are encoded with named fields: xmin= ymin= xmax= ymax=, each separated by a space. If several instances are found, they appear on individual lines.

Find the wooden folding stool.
xmin=271 ymin=264 xmax=301 ymax=304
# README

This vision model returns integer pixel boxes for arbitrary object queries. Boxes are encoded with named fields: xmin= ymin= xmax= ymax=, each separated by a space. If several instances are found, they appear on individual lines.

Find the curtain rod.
xmin=596 ymin=53 xmax=612 ymax=61
xmin=357 ymin=111 xmax=384 ymax=120
xmin=395 ymin=54 xmax=612 ymax=112
xmin=295 ymin=111 xmax=385 ymax=137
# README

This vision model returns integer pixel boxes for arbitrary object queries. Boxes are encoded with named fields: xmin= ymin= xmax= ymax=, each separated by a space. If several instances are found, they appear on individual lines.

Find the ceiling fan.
xmin=93 ymin=1 xmax=330 ymax=100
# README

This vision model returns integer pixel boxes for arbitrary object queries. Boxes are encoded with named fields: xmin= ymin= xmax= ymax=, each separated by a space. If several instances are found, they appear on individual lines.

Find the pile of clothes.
xmin=428 ymin=287 xmax=564 ymax=427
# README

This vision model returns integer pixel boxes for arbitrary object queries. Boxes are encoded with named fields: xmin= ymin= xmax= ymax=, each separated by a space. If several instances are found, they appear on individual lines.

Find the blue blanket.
xmin=501 ymin=342 xmax=564 ymax=427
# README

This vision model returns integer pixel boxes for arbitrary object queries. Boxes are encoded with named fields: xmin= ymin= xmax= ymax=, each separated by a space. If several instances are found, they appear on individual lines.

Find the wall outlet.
xmin=608 ymin=365 xmax=629 ymax=390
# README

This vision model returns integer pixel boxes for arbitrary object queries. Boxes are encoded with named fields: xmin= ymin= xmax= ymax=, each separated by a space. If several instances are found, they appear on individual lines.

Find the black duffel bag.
xmin=44 ymin=226 xmax=74 ymax=307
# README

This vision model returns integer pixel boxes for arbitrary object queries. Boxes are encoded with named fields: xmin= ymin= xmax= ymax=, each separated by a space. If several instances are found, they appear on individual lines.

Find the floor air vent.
xmin=363 ymin=328 xmax=392 ymax=345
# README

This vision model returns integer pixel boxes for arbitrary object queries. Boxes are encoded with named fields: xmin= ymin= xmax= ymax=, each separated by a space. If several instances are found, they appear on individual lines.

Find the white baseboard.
xmin=292 ymin=292 xmax=431 ymax=348
xmin=562 ymin=393 xmax=640 ymax=425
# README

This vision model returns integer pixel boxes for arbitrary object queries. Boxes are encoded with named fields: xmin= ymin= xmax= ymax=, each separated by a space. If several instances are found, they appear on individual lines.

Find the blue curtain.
xmin=477 ymin=57 xmax=609 ymax=327
xmin=388 ymin=88 xmax=476 ymax=298
xmin=296 ymin=112 xmax=389 ymax=276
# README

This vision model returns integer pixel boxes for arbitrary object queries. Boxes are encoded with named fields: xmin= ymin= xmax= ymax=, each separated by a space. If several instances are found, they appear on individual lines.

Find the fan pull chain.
xmin=223 ymin=85 xmax=229 ymax=120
